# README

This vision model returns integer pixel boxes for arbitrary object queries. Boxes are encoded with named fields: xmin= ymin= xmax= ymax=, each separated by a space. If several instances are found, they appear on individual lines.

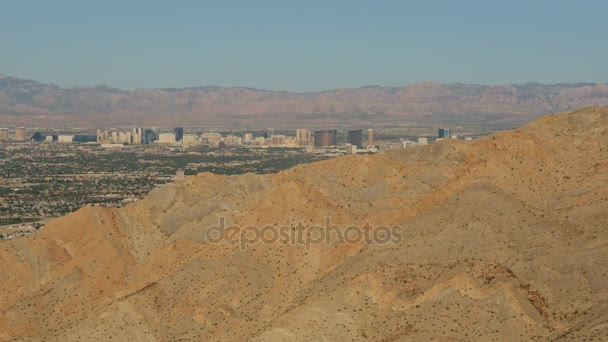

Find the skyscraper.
xmin=173 ymin=127 xmax=184 ymax=142
xmin=117 ymin=132 xmax=132 ymax=144
xmin=0 ymin=128 xmax=9 ymax=141
xmin=158 ymin=133 xmax=177 ymax=144
xmin=438 ymin=128 xmax=451 ymax=139
xmin=132 ymin=128 xmax=143 ymax=145
xmin=144 ymin=129 xmax=156 ymax=144
xmin=314 ymin=130 xmax=337 ymax=147
xmin=348 ymin=129 xmax=363 ymax=148
xmin=296 ymin=128 xmax=311 ymax=146
xmin=271 ymin=134 xmax=286 ymax=146
xmin=367 ymin=129 xmax=373 ymax=147
xmin=97 ymin=129 xmax=109 ymax=143
xmin=15 ymin=127 xmax=26 ymax=141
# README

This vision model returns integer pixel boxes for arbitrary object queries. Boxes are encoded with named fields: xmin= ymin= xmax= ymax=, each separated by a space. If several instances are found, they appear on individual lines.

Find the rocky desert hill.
xmin=2 ymin=72 xmax=608 ymax=127
xmin=0 ymin=107 xmax=607 ymax=341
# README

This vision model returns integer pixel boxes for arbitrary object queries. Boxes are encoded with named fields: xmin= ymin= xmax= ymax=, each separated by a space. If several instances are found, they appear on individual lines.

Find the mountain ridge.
xmin=1 ymin=73 xmax=608 ymax=127
xmin=0 ymin=106 xmax=607 ymax=340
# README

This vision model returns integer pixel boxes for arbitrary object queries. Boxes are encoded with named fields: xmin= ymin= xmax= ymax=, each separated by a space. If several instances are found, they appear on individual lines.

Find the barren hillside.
xmin=0 ymin=107 xmax=607 ymax=341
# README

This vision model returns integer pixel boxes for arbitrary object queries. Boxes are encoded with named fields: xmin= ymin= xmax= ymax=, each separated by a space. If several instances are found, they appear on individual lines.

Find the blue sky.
xmin=0 ymin=0 xmax=606 ymax=91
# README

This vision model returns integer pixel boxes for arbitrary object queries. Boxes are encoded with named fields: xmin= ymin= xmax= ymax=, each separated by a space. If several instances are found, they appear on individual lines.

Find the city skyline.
xmin=2 ymin=123 xmax=469 ymax=154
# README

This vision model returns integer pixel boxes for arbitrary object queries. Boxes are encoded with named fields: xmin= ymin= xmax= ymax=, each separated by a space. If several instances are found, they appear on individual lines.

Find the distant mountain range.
xmin=1 ymin=72 xmax=607 ymax=127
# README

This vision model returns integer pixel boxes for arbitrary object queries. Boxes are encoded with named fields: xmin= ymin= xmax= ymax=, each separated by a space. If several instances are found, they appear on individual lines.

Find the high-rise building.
xmin=173 ymin=127 xmax=184 ymax=142
xmin=117 ymin=132 xmax=133 ymax=144
xmin=267 ymin=128 xmax=274 ymax=138
xmin=284 ymin=137 xmax=296 ymax=146
xmin=15 ymin=127 xmax=26 ymax=141
xmin=417 ymin=138 xmax=428 ymax=146
xmin=438 ymin=128 xmax=451 ymax=139
xmin=225 ymin=135 xmax=242 ymax=146
xmin=158 ymin=133 xmax=177 ymax=144
xmin=253 ymin=136 xmax=266 ymax=145
xmin=314 ymin=130 xmax=337 ymax=147
xmin=182 ymin=134 xmax=200 ymax=146
xmin=244 ymin=133 xmax=253 ymax=142
xmin=202 ymin=132 xmax=222 ymax=146
xmin=0 ymin=128 xmax=9 ymax=141
xmin=144 ymin=129 xmax=156 ymax=144
xmin=132 ymin=128 xmax=143 ymax=145
xmin=367 ymin=129 xmax=374 ymax=147
xmin=348 ymin=129 xmax=363 ymax=148
xmin=296 ymin=128 xmax=311 ymax=146
xmin=271 ymin=134 xmax=286 ymax=146
xmin=97 ymin=129 xmax=108 ymax=143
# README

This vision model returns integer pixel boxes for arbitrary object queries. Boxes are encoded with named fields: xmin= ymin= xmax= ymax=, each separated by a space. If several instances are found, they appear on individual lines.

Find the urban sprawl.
xmin=0 ymin=124 xmax=478 ymax=240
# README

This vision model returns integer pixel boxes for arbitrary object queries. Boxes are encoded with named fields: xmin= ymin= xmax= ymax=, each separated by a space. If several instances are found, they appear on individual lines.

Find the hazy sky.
xmin=1 ymin=0 xmax=606 ymax=91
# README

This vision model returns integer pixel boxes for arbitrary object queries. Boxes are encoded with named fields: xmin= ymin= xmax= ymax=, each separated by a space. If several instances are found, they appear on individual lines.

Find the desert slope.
xmin=0 ymin=107 xmax=607 ymax=341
